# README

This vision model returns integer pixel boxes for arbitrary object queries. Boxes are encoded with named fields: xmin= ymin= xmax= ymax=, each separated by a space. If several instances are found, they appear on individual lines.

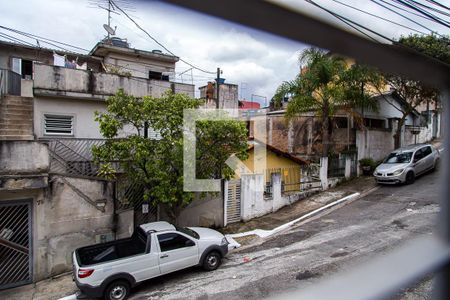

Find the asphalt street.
xmin=129 ymin=169 xmax=442 ymax=300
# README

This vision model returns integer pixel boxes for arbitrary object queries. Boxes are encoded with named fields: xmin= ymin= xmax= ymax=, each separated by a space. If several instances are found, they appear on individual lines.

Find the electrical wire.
xmin=306 ymin=0 xmax=392 ymax=43
xmin=370 ymin=0 xmax=445 ymax=35
xmin=331 ymin=0 xmax=428 ymax=35
xmin=373 ymin=0 xmax=435 ymax=21
xmin=0 ymin=32 xmax=36 ymax=47
xmin=425 ymin=0 xmax=450 ymax=11
xmin=0 ymin=25 xmax=89 ymax=52
xmin=408 ymin=0 xmax=450 ymax=18
xmin=109 ymin=0 xmax=216 ymax=75
xmin=394 ymin=0 xmax=450 ymax=29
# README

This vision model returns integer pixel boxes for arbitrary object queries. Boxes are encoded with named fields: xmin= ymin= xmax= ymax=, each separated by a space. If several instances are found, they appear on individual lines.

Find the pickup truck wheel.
xmin=203 ymin=251 xmax=221 ymax=271
xmin=104 ymin=280 xmax=130 ymax=300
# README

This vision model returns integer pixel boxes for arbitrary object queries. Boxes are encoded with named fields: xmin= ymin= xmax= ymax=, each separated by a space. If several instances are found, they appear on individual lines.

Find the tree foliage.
xmin=386 ymin=34 xmax=449 ymax=147
xmin=273 ymin=48 xmax=383 ymax=156
xmin=93 ymin=89 xmax=248 ymax=222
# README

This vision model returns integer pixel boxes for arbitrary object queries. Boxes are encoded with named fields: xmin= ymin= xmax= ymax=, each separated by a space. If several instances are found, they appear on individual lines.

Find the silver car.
xmin=374 ymin=144 xmax=440 ymax=185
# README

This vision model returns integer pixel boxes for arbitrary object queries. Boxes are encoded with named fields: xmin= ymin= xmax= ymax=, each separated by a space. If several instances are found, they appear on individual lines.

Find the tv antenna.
xmin=103 ymin=24 xmax=116 ymax=36
xmin=88 ymin=0 xmax=135 ymax=38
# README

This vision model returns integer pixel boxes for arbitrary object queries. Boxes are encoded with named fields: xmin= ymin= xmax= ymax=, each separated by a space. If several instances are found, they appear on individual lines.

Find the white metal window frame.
xmin=43 ymin=113 xmax=75 ymax=136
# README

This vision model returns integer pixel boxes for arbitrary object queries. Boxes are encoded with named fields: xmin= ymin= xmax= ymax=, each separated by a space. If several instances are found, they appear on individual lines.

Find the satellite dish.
xmin=103 ymin=24 xmax=116 ymax=36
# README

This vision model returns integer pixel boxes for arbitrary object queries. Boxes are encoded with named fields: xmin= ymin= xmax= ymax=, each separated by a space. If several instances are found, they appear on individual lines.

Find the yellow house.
xmin=236 ymin=142 xmax=308 ymax=193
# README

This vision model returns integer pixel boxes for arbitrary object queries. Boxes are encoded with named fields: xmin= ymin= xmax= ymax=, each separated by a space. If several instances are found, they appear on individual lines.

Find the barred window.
xmin=44 ymin=114 xmax=73 ymax=135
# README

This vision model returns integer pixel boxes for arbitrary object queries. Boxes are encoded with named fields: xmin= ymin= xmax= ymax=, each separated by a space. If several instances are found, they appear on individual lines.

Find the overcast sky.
xmin=1 ymin=0 xmax=449 ymax=104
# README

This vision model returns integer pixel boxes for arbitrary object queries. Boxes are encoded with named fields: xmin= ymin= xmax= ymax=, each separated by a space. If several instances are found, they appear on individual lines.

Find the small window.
xmin=11 ymin=57 xmax=33 ymax=79
xmin=334 ymin=117 xmax=348 ymax=128
xmin=149 ymin=71 xmax=169 ymax=81
xmin=414 ymin=149 xmax=423 ymax=162
xmin=422 ymin=146 xmax=432 ymax=157
xmin=44 ymin=114 xmax=73 ymax=136
xmin=364 ymin=118 xmax=385 ymax=129
xmin=157 ymin=233 xmax=193 ymax=252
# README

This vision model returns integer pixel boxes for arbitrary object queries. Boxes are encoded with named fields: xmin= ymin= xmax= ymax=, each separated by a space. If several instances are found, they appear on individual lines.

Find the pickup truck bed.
xmin=76 ymin=229 xmax=146 ymax=266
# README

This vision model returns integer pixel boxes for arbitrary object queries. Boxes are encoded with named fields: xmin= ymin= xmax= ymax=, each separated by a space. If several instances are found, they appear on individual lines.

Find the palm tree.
xmin=274 ymin=48 xmax=382 ymax=156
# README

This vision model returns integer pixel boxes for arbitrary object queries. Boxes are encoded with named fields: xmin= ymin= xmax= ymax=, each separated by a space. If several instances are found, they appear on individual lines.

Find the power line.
xmin=0 ymin=32 xmax=36 ymax=47
xmin=370 ymin=0 xmax=445 ymax=35
xmin=374 ymin=0 xmax=435 ymax=21
xmin=331 ymin=0 xmax=428 ymax=35
xmin=409 ymin=0 xmax=450 ymax=18
xmin=0 ymin=25 xmax=89 ymax=52
xmin=306 ymin=0 xmax=392 ymax=43
xmin=394 ymin=0 xmax=450 ymax=29
xmin=425 ymin=0 xmax=450 ymax=11
xmin=109 ymin=0 xmax=216 ymax=75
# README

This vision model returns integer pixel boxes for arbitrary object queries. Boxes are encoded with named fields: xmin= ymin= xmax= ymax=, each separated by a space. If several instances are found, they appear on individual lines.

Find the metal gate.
xmin=116 ymin=177 xmax=157 ymax=227
xmin=0 ymin=200 xmax=33 ymax=290
xmin=225 ymin=180 xmax=241 ymax=225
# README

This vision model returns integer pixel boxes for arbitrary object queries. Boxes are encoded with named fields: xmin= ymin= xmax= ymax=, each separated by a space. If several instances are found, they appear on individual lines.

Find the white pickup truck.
xmin=72 ymin=221 xmax=229 ymax=300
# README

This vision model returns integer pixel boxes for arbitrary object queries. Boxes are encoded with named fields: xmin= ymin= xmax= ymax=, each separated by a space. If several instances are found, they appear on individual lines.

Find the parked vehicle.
xmin=72 ymin=221 xmax=229 ymax=300
xmin=373 ymin=144 xmax=439 ymax=185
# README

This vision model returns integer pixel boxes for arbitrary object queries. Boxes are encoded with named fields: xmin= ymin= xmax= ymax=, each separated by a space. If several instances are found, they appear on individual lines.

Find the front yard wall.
xmin=0 ymin=141 xmax=115 ymax=282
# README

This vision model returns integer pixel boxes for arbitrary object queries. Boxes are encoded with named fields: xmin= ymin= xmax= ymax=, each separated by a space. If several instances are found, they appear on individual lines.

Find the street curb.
xmin=231 ymin=184 xmax=380 ymax=253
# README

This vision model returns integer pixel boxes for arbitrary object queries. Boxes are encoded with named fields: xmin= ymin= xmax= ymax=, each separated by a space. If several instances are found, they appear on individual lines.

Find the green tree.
xmin=386 ymin=34 xmax=449 ymax=148
xmin=273 ymin=48 xmax=382 ymax=156
xmin=93 ymin=89 xmax=248 ymax=222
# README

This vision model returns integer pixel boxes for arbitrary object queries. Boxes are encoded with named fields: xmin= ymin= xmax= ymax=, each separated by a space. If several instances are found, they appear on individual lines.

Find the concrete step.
xmin=1 ymin=98 xmax=33 ymax=106
xmin=2 ymin=104 xmax=33 ymax=111
xmin=0 ymin=108 xmax=33 ymax=115
xmin=0 ymin=119 xmax=32 ymax=126
xmin=0 ymin=123 xmax=32 ymax=130
xmin=0 ymin=129 xmax=33 ymax=135
xmin=0 ymin=112 xmax=33 ymax=119
xmin=0 ymin=135 xmax=34 ymax=141
xmin=1 ymin=95 xmax=33 ymax=100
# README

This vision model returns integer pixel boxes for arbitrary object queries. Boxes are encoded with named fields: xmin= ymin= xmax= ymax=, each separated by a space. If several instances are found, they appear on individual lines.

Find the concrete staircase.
xmin=0 ymin=95 xmax=34 ymax=140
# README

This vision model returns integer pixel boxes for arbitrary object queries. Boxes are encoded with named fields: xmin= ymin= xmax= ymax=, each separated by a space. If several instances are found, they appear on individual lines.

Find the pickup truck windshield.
xmin=175 ymin=226 xmax=200 ymax=239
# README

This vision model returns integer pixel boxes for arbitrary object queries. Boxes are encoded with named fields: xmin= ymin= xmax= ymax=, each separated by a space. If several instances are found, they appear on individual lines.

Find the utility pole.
xmin=216 ymin=67 xmax=220 ymax=109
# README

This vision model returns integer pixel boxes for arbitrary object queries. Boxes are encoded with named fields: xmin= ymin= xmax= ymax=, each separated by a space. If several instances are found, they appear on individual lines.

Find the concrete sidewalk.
xmin=220 ymin=176 xmax=377 ymax=247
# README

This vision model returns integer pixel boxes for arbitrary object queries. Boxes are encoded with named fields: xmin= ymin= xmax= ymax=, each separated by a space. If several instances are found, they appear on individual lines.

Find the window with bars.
xmin=44 ymin=114 xmax=74 ymax=136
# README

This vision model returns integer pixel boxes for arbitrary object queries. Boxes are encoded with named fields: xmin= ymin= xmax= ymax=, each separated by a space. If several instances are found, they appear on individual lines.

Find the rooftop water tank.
xmin=110 ymin=37 xmax=129 ymax=48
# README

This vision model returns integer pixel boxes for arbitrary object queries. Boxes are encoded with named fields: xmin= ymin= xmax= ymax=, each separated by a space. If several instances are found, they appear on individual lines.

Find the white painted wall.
xmin=356 ymin=94 xmax=415 ymax=126
xmin=34 ymin=97 xmax=106 ymax=138
xmin=356 ymin=129 xmax=395 ymax=161
xmin=239 ymin=172 xmax=321 ymax=221
xmin=103 ymin=52 xmax=175 ymax=79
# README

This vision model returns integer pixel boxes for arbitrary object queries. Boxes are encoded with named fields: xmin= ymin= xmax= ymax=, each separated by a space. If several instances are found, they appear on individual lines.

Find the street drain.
xmin=330 ymin=251 xmax=349 ymax=258
xmin=392 ymin=219 xmax=408 ymax=229
xmin=295 ymin=270 xmax=319 ymax=280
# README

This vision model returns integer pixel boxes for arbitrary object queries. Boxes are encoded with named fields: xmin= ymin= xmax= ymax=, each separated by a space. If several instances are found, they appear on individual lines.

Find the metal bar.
xmin=0 ymin=238 xmax=29 ymax=254
xmin=434 ymin=88 xmax=450 ymax=300
xmin=164 ymin=0 xmax=450 ymax=88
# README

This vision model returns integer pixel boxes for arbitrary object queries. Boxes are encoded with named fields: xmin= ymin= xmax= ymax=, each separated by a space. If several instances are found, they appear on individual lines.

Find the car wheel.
xmin=405 ymin=171 xmax=415 ymax=185
xmin=203 ymin=251 xmax=221 ymax=271
xmin=104 ymin=280 xmax=130 ymax=300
